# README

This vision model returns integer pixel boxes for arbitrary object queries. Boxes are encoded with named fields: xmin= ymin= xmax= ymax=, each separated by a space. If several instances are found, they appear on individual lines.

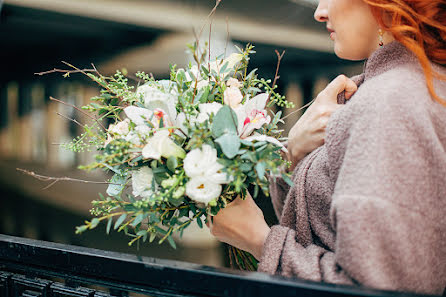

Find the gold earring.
xmin=378 ymin=29 xmax=384 ymax=47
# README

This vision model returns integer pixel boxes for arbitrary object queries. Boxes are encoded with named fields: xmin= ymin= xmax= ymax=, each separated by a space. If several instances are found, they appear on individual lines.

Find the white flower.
xmin=132 ymin=166 xmax=156 ymax=199
xmin=108 ymin=119 xmax=130 ymax=136
xmin=185 ymin=176 xmax=222 ymax=205
xmin=137 ymin=84 xmax=178 ymax=121
xmin=195 ymin=102 xmax=223 ymax=123
xmin=142 ymin=130 xmax=186 ymax=160
xmin=184 ymin=144 xmax=219 ymax=177
xmin=244 ymin=134 xmax=288 ymax=153
xmin=152 ymin=108 xmax=174 ymax=129
xmin=124 ymin=106 xmax=153 ymax=127
xmin=224 ymin=87 xmax=243 ymax=109
xmin=227 ymin=77 xmax=242 ymax=88
xmin=234 ymin=93 xmax=271 ymax=138
xmin=199 ymin=102 xmax=223 ymax=116
xmin=104 ymin=119 xmax=131 ymax=146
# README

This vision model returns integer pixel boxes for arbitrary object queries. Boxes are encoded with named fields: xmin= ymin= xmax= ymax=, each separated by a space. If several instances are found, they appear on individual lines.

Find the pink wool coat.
xmin=258 ymin=41 xmax=446 ymax=296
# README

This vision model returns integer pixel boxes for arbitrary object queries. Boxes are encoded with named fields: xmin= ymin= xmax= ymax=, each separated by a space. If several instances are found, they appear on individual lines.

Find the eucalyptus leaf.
xmin=282 ymin=173 xmax=294 ymax=187
xmin=106 ymin=217 xmax=112 ymax=234
xmin=215 ymin=133 xmax=241 ymax=159
xmin=106 ymin=173 xmax=127 ymax=197
xmin=211 ymin=106 xmax=238 ymax=138
xmin=114 ymin=213 xmax=127 ymax=230
xmin=132 ymin=213 xmax=147 ymax=227
xmin=167 ymin=156 xmax=178 ymax=172
xmin=167 ymin=236 xmax=177 ymax=249
xmin=255 ymin=162 xmax=266 ymax=180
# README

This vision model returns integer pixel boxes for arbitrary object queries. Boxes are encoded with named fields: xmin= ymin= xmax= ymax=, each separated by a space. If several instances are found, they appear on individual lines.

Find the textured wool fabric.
xmin=259 ymin=41 xmax=446 ymax=296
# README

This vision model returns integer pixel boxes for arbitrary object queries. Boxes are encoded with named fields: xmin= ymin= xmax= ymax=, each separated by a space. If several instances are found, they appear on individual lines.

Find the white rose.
xmin=185 ymin=176 xmax=222 ymax=204
xmin=184 ymin=144 xmax=219 ymax=177
xmin=132 ymin=166 xmax=156 ymax=199
xmin=223 ymin=87 xmax=243 ymax=109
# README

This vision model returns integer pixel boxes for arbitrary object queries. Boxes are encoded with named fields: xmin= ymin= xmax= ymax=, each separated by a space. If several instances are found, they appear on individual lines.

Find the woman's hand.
xmin=208 ymin=193 xmax=270 ymax=260
xmin=287 ymin=75 xmax=358 ymax=170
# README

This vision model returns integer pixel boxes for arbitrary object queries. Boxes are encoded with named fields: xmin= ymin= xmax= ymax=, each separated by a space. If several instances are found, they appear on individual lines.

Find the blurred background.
xmin=0 ymin=0 xmax=362 ymax=268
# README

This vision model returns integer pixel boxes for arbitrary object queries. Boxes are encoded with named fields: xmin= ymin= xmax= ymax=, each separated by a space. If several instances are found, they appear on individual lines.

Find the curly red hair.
xmin=364 ymin=0 xmax=446 ymax=106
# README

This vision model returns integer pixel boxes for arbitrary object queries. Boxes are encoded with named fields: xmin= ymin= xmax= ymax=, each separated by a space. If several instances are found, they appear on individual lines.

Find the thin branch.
xmin=224 ymin=17 xmax=230 ymax=58
xmin=197 ymin=0 xmax=222 ymax=42
xmin=50 ymin=96 xmax=107 ymax=131
xmin=35 ymin=67 xmax=96 ymax=76
xmin=267 ymin=50 xmax=286 ymax=104
xmin=281 ymin=98 xmax=316 ymax=121
xmin=56 ymin=112 xmax=83 ymax=128
xmin=17 ymin=168 xmax=118 ymax=190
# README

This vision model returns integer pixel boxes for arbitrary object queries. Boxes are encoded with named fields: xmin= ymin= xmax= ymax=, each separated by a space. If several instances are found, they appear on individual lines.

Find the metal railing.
xmin=0 ymin=234 xmax=433 ymax=297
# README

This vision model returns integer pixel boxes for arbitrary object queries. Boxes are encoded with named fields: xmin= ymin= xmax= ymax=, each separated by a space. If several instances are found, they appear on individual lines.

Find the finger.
xmin=205 ymin=214 xmax=213 ymax=228
xmin=322 ymin=75 xmax=358 ymax=101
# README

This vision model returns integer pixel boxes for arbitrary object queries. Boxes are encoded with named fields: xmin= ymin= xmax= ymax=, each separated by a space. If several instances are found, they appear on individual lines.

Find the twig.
xmin=56 ymin=112 xmax=83 ymax=128
xmin=281 ymin=98 xmax=316 ymax=121
xmin=35 ymin=67 xmax=96 ymax=76
xmin=17 ymin=168 xmax=118 ymax=190
xmin=197 ymin=0 xmax=222 ymax=42
xmin=50 ymin=96 xmax=107 ymax=131
xmin=224 ymin=17 xmax=230 ymax=58
xmin=267 ymin=50 xmax=286 ymax=104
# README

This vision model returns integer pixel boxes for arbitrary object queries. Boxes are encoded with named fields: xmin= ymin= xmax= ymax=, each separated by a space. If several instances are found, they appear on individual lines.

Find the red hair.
xmin=364 ymin=0 xmax=446 ymax=106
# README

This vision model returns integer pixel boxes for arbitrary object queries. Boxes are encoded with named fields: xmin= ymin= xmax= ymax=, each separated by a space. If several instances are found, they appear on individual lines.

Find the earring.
xmin=378 ymin=29 xmax=384 ymax=47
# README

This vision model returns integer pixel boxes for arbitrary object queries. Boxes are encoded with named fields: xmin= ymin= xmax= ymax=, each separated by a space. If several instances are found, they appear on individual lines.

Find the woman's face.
xmin=314 ymin=0 xmax=381 ymax=60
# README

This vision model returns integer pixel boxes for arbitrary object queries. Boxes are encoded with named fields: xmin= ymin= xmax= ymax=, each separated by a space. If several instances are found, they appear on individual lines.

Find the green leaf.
xmin=149 ymin=232 xmax=156 ymax=243
xmin=215 ymin=133 xmax=241 ymax=159
xmin=114 ymin=213 xmax=127 ymax=230
xmin=132 ymin=213 xmax=147 ymax=227
xmin=106 ymin=217 xmax=112 ymax=234
xmin=255 ymin=162 xmax=266 ymax=180
xmin=196 ymin=217 xmax=203 ymax=229
xmin=201 ymin=65 xmax=209 ymax=76
xmin=282 ymin=173 xmax=294 ymax=187
xmin=219 ymin=61 xmax=229 ymax=75
xmin=154 ymin=226 xmax=167 ymax=235
xmin=136 ymin=230 xmax=148 ymax=236
xmin=90 ymin=218 xmax=100 ymax=229
xmin=106 ymin=173 xmax=127 ymax=197
xmin=179 ymin=208 xmax=189 ymax=217
xmin=75 ymin=225 xmax=88 ymax=234
xmin=211 ymin=106 xmax=238 ymax=138
xmin=167 ymin=156 xmax=178 ymax=172
xmin=167 ymin=236 xmax=177 ymax=249
xmin=195 ymin=85 xmax=210 ymax=104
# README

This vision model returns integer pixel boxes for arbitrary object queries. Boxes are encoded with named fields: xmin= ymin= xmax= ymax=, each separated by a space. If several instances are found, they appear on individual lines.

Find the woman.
xmin=208 ymin=0 xmax=446 ymax=295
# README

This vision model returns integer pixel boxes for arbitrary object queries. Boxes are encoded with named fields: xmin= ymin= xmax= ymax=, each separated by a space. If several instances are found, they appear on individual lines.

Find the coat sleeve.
xmin=258 ymin=86 xmax=446 ymax=295
xmin=268 ymin=174 xmax=291 ymax=220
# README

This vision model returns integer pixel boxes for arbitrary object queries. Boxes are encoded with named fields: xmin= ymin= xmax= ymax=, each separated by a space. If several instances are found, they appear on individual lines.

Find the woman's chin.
xmin=334 ymin=44 xmax=367 ymax=61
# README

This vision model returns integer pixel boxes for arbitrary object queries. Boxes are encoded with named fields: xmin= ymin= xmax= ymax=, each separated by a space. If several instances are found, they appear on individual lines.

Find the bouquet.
xmin=36 ymin=43 xmax=294 ymax=270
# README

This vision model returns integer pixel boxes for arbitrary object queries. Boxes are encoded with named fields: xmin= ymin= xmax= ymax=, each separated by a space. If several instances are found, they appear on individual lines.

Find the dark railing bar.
xmin=0 ymin=235 xmax=434 ymax=297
